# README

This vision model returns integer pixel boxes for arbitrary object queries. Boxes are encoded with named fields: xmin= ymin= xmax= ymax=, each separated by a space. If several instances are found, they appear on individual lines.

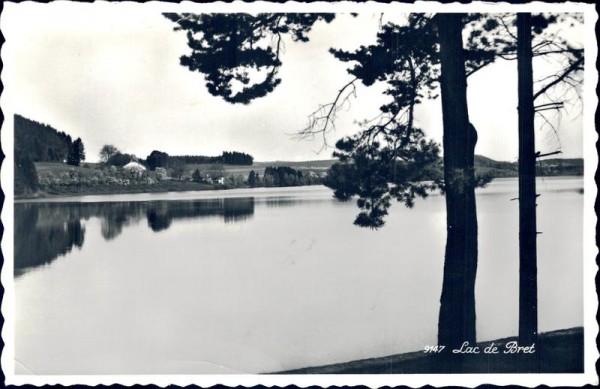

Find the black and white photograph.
xmin=0 ymin=1 xmax=597 ymax=386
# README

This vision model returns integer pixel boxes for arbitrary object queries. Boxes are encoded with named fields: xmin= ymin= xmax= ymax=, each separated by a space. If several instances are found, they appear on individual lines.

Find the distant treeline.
xmin=250 ymin=166 xmax=323 ymax=187
xmin=169 ymin=151 xmax=253 ymax=165
xmin=144 ymin=150 xmax=253 ymax=170
xmin=14 ymin=114 xmax=582 ymax=197
xmin=473 ymin=155 xmax=583 ymax=177
xmin=535 ymin=158 xmax=583 ymax=176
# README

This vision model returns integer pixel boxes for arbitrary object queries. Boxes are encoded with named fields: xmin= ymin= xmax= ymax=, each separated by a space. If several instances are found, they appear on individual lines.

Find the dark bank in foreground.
xmin=276 ymin=327 xmax=583 ymax=374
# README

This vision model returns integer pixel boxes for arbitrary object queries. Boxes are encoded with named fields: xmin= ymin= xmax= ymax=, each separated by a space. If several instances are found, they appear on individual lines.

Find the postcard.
xmin=1 ymin=1 xmax=597 ymax=387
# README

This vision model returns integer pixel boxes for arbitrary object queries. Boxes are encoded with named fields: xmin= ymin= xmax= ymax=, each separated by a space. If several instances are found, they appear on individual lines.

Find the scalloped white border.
xmin=1 ymin=1 xmax=597 ymax=387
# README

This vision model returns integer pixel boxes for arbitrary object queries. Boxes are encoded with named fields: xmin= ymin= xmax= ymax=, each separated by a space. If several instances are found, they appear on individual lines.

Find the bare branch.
xmin=535 ymin=150 xmax=562 ymax=158
xmin=533 ymin=57 xmax=584 ymax=101
xmin=535 ymin=102 xmax=564 ymax=109
xmin=535 ymin=110 xmax=561 ymax=147
xmin=466 ymin=59 xmax=496 ymax=77
xmin=533 ymin=48 xmax=584 ymax=57
xmin=294 ymin=77 xmax=359 ymax=147
xmin=534 ymin=101 xmax=564 ymax=113
xmin=498 ymin=14 xmax=517 ymax=41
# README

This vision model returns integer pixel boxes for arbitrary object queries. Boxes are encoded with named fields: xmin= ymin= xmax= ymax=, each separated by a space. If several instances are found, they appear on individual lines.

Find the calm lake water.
xmin=13 ymin=177 xmax=583 ymax=374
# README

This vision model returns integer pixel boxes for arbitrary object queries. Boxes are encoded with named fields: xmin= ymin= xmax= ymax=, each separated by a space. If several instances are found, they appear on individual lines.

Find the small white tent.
xmin=123 ymin=161 xmax=146 ymax=176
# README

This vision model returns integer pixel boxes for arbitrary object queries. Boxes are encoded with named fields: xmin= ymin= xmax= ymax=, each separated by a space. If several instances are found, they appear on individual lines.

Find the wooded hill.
xmin=14 ymin=114 xmax=73 ymax=162
xmin=14 ymin=115 xmax=78 ymax=195
xmin=473 ymin=155 xmax=583 ymax=177
xmin=260 ymin=156 xmax=583 ymax=178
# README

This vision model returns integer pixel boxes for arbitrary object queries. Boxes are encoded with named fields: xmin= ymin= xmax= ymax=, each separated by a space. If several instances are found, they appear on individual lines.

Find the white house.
xmin=123 ymin=161 xmax=147 ymax=177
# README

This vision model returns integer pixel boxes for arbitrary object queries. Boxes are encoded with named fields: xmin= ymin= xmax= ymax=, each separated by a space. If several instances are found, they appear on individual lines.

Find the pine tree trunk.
xmin=436 ymin=14 xmax=478 ymax=352
xmin=516 ymin=13 xmax=538 ymax=347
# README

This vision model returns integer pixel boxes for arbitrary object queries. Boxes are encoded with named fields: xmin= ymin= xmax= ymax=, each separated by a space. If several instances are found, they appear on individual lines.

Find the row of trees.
xmin=101 ymin=146 xmax=254 ymax=170
xmin=221 ymin=151 xmax=253 ymax=165
xmin=66 ymin=138 xmax=86 ymax=166
xmin=165 ymin=11 xmax=583 ymax=370
xmin=190 ymin=164 xmax=225 ymax=182
xmin=168 ymin=151 xmax=253 ymax=166
xmin=263 ymin=166 xmax=322 ymax=187
xmin=189 ymin=166 xmax=324 ymax=188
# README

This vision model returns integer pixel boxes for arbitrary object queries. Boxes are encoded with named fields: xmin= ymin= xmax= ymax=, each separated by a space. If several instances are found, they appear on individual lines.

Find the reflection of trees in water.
xmin=146 ymin=197 xmax=255 ymax=231
xmin=263 ymin=196 xmax=329 ymax=208
xmin=14 ymin=197 xmax=255 ymax=276
xmin=100 ymin=203 xmax=147 ymax=240
xmin=14 ymin=204 xmax=86 ymax=277
xmin=264 ymin=197 xmax=297 ymax=208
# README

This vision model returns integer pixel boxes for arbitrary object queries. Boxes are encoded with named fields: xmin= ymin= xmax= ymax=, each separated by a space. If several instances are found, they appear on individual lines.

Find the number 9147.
xmin=423 ymin=345 xmax=446 ymax=353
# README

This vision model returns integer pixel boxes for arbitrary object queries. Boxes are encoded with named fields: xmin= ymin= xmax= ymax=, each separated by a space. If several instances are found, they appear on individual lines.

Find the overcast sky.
xmin=2 ymin=3 xmax=586 ymax=162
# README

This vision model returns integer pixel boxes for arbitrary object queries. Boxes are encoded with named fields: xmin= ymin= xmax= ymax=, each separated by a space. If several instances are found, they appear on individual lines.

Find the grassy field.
xmin=35 ymin=156 xmax=583 ymax=179
xmin=34 ymin=180 xmax=214 ymax=198
xmin=184 ymin=159 xmax=334 ymax=176
xmin=35 ymin=160 xmax=333 ymax=177
xmin=24 ymin=160 xmax=332 ymax=199
xmin=37 ymin=160 xmax=334 ymax=177
xmin=36 ymin=161 xmax=100 ymax=176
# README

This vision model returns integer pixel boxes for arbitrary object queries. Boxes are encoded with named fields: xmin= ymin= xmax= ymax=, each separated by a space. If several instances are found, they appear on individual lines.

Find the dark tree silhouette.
xmin=146 ymin=150 xmax=170 ymax=170
xmin=14 ymin=114 xmax=72 ymax=163
xmin=169 ymin=159 xmax=186 ymax=181
xmin=319 ymin=15 xmax=446 ymax=228
xmin=248 ymin=170 xmax=258 ymax=187
xmin=164 ymin=12 xmax=581 ymax=359
xmin=66 ymin=137 xmax=85 ymax=166
xmin=99 ymin=144 xmax=119 ymax=163
xmin=192 ymin=168 xmax=203 ymax=183
xmin=163 ymin=13 xmax=335 ymax=104
xmin=164 ymin=11 xmax=483 ymax=354
xmin=155 ymin=151 xmax=253 ymax=166
xmin=513 ymin=13 xmax=583 ymax=350
xmin=106 ymin=152 xmax=134 ymax=167
xmin=465 ymin=13 xmax=585 ymax=349
xmin=305 ymin=14 xmax=486 ymax=350
xmin=14 ymin=155 xmax=39 ymax=195
xmin=435 ymin=13 xmax=479 ymax=351
xmin=14 ymin=114 xmax=75 ymax=194
xmin=517 ymin=12 xmax=538 ymax=349
xmin=221 ymin=151 xmax=254 ymax=165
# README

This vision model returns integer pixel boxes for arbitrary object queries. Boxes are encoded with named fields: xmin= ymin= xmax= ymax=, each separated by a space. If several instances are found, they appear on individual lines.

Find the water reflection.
xmin=264 ymin=196 xmax=330 ymax=208
xmin=14 ymin=197 xmax=255 ymax=276
xmin=14 ymin=205 xmax=86 ymax=277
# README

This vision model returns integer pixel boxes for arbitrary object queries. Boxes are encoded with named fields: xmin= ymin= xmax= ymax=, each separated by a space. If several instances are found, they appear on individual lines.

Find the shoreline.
xmin=14 ymin=183 xmax=330 ymax=203
xmin=14 ymin=175 xmax=583 ymax=202
xmin=14 ymin=182 xmax=326 ymax=202
xmin=274 ymin=327 xmax=583 ymax=374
